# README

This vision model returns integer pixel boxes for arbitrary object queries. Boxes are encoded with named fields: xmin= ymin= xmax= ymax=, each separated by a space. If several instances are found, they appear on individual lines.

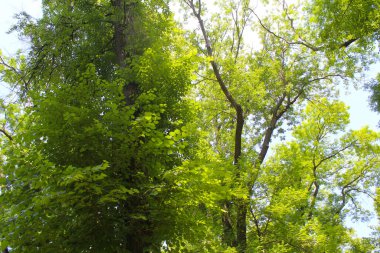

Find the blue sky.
xmin=0 ymin=0 xmax=41 ymax=54
xmin=1 ymin=0 xmax=379 ymax=238
xmin=1 ymin=0 xmax=378 ymax=129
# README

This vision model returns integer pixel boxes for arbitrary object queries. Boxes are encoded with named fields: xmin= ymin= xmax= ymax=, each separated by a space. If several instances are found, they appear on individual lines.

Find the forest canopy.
xmin=0 ymin=0 xmax=379 ymax=252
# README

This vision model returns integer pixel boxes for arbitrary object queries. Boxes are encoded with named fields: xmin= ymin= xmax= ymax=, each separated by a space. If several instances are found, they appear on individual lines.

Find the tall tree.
xmin=0 ymin=0 xmax=197 ymax=252
xmin=0 ymin=0 xmax=379 ymax=252
xmin=180 ymin=0 xmax=379 ymax=252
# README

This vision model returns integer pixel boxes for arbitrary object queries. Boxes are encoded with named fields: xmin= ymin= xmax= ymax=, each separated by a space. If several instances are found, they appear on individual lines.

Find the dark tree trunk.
xmin=129 ymin=233 xmax=144 ymax=253
xmin=234 ymin=105 xmax=246 ymax=252
xmin=112 ymin=0 xmax=126 ymax=68
xmin=222 ymin=201 xmax=236 ymax=247
xmin=236 ymin=201 xmax=247 ymax=252
xmin=111 ymin=1 xmax=145 ymax=252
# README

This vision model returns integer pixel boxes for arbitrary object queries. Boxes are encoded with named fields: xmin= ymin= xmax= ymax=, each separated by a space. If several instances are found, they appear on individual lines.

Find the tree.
xmin=180 ymin=0 xmax=379 ymax=252
xmin=254 ymin=98 xmax=380 ymax=252
xmin=0 ymin=0 xmax=379 ymax=252
xmin=0 ymin=0 xmax=198 ymax=252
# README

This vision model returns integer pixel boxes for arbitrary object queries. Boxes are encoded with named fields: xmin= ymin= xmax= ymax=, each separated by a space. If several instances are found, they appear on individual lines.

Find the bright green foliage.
xmin=307 ymin=0 xmax=380 ymax=50
xmin=180 ymin=0 xmax=380 ymax=251
xmin=310 ymin=0 xmax=380 ymax=119
xmin=251 ymin=98 xmax=380 ymax=252
xmin=0 ymin=0 xmax=199 ymax=252
xmin=0 ymin=0 xmax=380 ymax=252
xmin=307 ymin=0 xmax=380 ymax=117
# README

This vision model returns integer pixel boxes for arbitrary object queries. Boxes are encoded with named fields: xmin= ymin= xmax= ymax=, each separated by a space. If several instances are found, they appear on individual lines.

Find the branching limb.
xmin=308 ymin=74 xmax=346 ymax=83
xmin=184 ymin=1 xmax=247 ymax=249
xmin=249 ymin=7 xmax=323 ymax=51
xmin=314 ymin=140 xmax=357 ymax=169
xmin=231 ymin=0 xmax=251 ymax=62
xmin=250 ymin=6 xmax=358 ymax=51
xmin=184 ymin=0 xmax=244 ymax=165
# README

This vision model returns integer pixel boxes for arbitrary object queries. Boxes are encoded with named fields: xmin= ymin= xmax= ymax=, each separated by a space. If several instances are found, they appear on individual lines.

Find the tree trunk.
xmin=112 ymin=0 xmax=126 ymax=68
xmin=222 ymin=200 xmax=236 ymax=247
xmin=236 ymin=201 xmax=247 ymax=252
xmin=129 ymin=233 xmax=144 ymax=253
xmin=188 ymin=2 xmax=247 ymax=251
xmin=112 ymin=1 xmax=145 ymax=252
xmin=234 ymin=105 xmax=246 ymax=252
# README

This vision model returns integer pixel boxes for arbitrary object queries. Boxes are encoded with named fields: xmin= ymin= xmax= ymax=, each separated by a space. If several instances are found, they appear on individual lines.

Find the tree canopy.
xmin=0 ymin=0 xmax=379 ymax=252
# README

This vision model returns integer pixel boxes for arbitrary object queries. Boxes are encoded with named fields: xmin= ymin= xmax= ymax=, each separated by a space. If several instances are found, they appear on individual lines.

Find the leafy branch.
xmin=249 ymin=6 xmax=358 ymax=51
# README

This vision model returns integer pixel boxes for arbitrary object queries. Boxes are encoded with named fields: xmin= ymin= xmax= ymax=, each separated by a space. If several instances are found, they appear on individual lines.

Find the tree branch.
xmin=249 ymin=8 xmax=323 ymax=51
xmin=249 ymin=207 xmax=262 ymax=240
xmin=0 ymin=129 xmax=13 ymax=141
xmin=0 ymin=55 xmax=29 ymax=89
xmin=313 ymin=140 xmax=357 ymax=169
xmin=250 ymin=7 xmax=358 ymax=51
xmin=186 ymin=0 xmax=244 ymax=165
xmin=340 ymin=38 xmax=358 ymax=48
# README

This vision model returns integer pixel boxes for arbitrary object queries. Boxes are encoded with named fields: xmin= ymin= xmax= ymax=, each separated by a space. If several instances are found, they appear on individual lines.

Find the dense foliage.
xmin=0 ymin=0 xmax=379 ymax=252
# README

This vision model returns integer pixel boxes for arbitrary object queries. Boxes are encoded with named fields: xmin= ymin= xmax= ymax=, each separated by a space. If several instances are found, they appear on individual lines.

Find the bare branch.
xmin=197 ymin=0 xmax=201 ymax=16
xmin=282 ymin=1 xmax=320 ymax=51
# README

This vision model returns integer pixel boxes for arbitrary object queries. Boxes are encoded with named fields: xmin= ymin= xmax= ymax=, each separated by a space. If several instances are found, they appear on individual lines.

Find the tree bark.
xmin=222 ymin=201 xmax=237 ymax=247
xmin=112 ymin=0 xmax=126 ymax=68
xmin=236 ymin=201 xmax=247 ymax=252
